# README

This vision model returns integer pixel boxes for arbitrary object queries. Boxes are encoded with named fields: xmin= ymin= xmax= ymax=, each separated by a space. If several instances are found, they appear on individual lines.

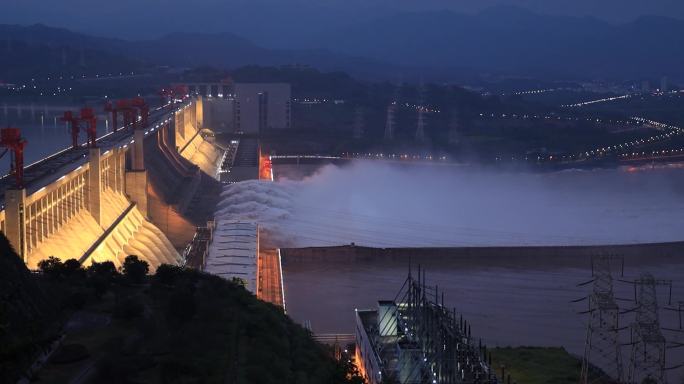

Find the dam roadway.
xmin=0 ymin=96 xmax=287 ymax=312
xmin=0 ymin=97 xmax=220 ymax=269
xmin=0 ymin=104 xmax=172 ymax=202
xmin=0 ymin=93 xmax=287 ymax=314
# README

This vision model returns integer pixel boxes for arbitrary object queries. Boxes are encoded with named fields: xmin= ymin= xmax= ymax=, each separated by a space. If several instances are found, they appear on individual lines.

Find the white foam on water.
xmin=215 ymin=161 xmax=684 ymax=248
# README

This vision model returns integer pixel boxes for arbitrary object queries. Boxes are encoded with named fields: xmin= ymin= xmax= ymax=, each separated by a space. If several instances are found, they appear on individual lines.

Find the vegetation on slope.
xmin=490 ymin=346 xmax=616 ymax=384
xmin=0 ymin=236 xmax=362 ymax=384
xmin=0 ymin=235 xmax=58 ymax=382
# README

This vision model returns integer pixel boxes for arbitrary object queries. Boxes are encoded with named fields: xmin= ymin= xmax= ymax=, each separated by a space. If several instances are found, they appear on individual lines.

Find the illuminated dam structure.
xmin=0 ymin=97 xmax=224 ymax=270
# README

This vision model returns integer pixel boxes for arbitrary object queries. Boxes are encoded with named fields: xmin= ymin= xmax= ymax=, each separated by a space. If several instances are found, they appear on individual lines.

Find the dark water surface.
xmin=282 ymin=253 xmax=684 ymax=377
xmin=0 ymin=104 xmax=110 ymax=169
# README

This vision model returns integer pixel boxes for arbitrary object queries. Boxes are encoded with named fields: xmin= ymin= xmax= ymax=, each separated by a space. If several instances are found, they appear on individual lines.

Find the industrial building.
xmin=204 ymin=98 xmax=236 ymax=132
xmin=188 ymin=82 xmax=291 ymax=134
xmin=204 ymin=220 xmax=259 ymax=293
xmin=355 ymin=305 xmax=391 ymax=384
xmin=234 ymin=83 xmax=291 ymax=133
xmin=355 ymin=270 xmax=500 ymax=384
xmin=219 ymin=137 xmax=259 ymax=183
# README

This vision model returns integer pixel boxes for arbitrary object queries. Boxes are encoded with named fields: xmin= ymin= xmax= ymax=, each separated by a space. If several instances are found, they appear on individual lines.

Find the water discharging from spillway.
xmin=215 ymin=161 xmax=684 ymax=248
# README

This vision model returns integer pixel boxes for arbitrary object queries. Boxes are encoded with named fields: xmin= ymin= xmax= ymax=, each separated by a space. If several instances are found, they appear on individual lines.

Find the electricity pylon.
xmin=627 ymin=273 xmax=671 ymax=384
xmin=580 ymin=255 xmax=624 ymax=383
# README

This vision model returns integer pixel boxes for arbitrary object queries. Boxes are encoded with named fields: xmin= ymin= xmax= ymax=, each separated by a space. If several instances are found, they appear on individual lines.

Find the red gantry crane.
xmin=105 ymin=98 xmax=147 ymax=131
xmin=61 ymin=107 xmax=98 ymax=148
xmin=0 ymin=128 xmax=28 ymax=188
xmin=158 ymin=88 xmax=173 ymax=106
xmin=105 ymin=99 xmax=135 ymax=132
xmin=60 ymin=110 xmax=81 ymax=149
xmin=159 ymin=85 xmax=189 ymax=106
xmin=79 ymin=107 xmax=97 ymax=148
xmin=117 ymin=99 xmax=136 ymax=130
xmin=105 ymin=99 xmax=135 ymax=131
xmin=130 ymin=97 xmax=149 ymax=129
xmin=104 ymin=100 xmax=120 ymax=132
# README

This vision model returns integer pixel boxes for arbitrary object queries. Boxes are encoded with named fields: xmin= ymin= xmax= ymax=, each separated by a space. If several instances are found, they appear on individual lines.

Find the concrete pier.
xmin=88 ymin=148 xmax=103 ymax=225
xmin=0 ymin=98 xmax=215 ymax=269
xmin=4 ymin=189 xmax=26 ymax=260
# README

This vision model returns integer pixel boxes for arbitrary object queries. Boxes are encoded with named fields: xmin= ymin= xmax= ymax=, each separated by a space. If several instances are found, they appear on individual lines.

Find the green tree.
xmin=87 ymin=261 xmax=118 ymax=279
xmin=231 ymin=277 xmax=247 ymax=288
xmin=113 ymin=295 xmax=144 ymax=320
xmin=62 ymin=259 xmax=86 ymax=280
xmin=37 ymin=256 xmax=64 ymax=278
xmin=154 ymin=264 xmax=182 ymax=286
xmin=37 ymin=257 xmax=86 ymax=281
xmin=122 ymin=255 xmax=149 ymax=284
xmin=166 ymin=288 xmax=195 ymax=323
xmin=87 ymin=261 xmax=119 ymax=297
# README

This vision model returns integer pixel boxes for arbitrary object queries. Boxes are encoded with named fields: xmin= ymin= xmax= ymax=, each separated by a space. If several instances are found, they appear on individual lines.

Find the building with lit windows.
xmin=234 ymin=83 xmax=291 ymax=133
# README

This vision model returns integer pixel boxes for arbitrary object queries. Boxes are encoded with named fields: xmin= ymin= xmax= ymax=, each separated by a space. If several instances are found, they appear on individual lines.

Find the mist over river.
xmin=253 ymin=161 xmax=684 ymax=380
xmin=218 ymin=161 xmax=684 ymax=248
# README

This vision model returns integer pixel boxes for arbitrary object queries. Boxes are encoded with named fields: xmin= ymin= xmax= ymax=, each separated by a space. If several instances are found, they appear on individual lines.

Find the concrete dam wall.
xmin=1 ymin=97 xmax=224 ymax=270
xmin=27 ymin=188 xmax=180 ymax=270
xmin=144 ymin=98 xmax=223 ymax=248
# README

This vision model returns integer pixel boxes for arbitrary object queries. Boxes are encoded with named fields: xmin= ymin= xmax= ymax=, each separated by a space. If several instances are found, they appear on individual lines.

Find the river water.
xmin=0 ymin=104 xmax=111 ymax=169
xmin=273 ymin=162 xmax=684 ymax=380
xmin=283 ymin=254 xmax=683 ymax=348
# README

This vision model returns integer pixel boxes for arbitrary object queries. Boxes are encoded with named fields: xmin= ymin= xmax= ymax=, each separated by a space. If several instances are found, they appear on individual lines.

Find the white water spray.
xmin=215 ymin=161 xmax=684 ymax=248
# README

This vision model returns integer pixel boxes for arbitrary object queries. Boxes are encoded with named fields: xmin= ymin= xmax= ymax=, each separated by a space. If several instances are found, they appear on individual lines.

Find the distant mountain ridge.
xmin=304 ymin=5 xmax=684 ymax=80
xmin=1 ymin=5 xmax=683 ymax=82
xmin=0 ymin=24 xmax=400 ymax=81
xmin=0 ymin=24 xmax=143 ymax=80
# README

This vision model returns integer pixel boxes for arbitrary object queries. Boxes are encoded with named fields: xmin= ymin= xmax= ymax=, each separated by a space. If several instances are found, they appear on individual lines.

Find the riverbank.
xmin=282 ymin=242 xmax=684 ymax=269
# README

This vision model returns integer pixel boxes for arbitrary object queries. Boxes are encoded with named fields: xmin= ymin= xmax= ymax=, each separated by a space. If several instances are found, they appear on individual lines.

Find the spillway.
xmin=27 ymin=188 xmax=180 ymax=270
xmin=144 ymin=99 xmax=223 ymax=248
xmin=1 ymin=97 xmax=224 ymax=270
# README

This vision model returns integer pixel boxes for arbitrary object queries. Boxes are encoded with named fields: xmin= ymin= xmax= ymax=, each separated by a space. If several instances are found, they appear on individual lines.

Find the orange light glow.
xmin=259 ymin=154 xmax=273 ymax=181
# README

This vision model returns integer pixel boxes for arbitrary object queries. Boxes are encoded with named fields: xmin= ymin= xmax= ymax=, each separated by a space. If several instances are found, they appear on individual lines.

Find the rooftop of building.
xmin=204 ymin=220 xmax=258 ymax=293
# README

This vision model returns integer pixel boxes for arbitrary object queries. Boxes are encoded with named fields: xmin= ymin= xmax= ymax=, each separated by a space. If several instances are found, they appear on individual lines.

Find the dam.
xmin=0 ymin=96 xmax=224 ymax=270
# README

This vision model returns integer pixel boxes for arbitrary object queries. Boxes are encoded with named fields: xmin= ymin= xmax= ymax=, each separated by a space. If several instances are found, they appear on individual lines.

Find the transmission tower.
xmin=353 ymin=106 xmax=364 ymax=139
xmin=580 ymin=255 xmax=624 ymax=384
xmin=448 ymin=109 xmax=460 ymax=145
xmin=384 ymin=103 xmax=396 ymax=141
xmin=384 ymin=83 xmax=401 ymax=141
xmin=627 ymin=273 xmax=671 ymax=384
xmin=415 ymin=107 xmax=426 ymax=142
xmin=415 ymin=81 xmax=426 ymax=142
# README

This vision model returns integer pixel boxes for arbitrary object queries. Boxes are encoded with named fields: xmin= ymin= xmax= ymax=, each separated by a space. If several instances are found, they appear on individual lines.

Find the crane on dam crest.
xmin=0 ymin=92 xmax=221 ymax=272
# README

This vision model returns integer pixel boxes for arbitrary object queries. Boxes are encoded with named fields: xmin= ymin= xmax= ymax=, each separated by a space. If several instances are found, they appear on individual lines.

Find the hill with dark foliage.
xmin=0 ymin=24 xmax=145 ymax=81
xmin=311 ymin=6 xmax=684 ymax=80
xmin=0 ymin=234 xmax=57 ymax=382
xmin=0 ymin=244 xmax=361 ymax=383
xmin=4 ymin=5 xmax=684 ymax=83
xmin=0 ymin=24 xmax=393 ymax=82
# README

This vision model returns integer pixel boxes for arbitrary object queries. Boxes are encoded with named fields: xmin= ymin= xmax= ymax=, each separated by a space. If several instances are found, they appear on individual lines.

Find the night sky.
xmin=1 ymin=0 xmax=682 ymax=40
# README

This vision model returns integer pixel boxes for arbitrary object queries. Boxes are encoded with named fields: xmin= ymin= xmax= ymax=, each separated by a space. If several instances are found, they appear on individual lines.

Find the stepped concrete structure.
xmin=147 ymin=98 xmax=224 ymax=248
xmin=0 ymin=97 xmax=225 ymax=270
